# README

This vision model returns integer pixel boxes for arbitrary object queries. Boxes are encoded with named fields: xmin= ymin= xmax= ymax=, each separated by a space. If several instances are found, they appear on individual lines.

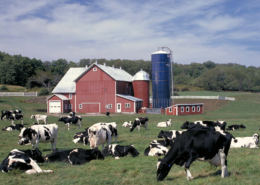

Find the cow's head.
xmin=19 ymin=127 xmax=30 ymax=138
xmin=93 ymin=148 xmax=104 ymax=160
xmin=130 ymin=118 xmax=139 ymax=132
xmin=18 ymin=138 xmax=30 ymax=145
xmin=158 ymin=130 xmax=164 ymax=138
xmin=31 ymin=148 xmax=45 ymax=163
xmin=101 ymin=146 xmax=111 ymax=156
xmin=30 ymin=115 xmax=35 ymax=119
xmin=181 ymin=121 xmax=189 ymax=129
xmin=129 ymin=145 xmax=140 ymax=157
xmin=240 ymin=124 xmax=246 ymax=128
xmin=157 ymin=158 xmax=172 ymax=181
xmin=253 ymin=133 xmax=259 ymax=144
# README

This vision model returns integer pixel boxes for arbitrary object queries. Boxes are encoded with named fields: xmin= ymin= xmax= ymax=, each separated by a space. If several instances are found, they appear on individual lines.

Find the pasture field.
xmin=1 ymin=93 xmax=260 ymax=185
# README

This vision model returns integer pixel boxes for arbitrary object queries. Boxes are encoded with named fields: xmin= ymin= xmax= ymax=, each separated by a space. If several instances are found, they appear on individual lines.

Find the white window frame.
xmin=169 ymin=107 xmax=172 ymax=112
xmin=93 ymin=68 xmax=97 ymax=71
xmin=125 ymin=103 xmax=130 ymax=108
xmin=79 ymin=104 xmax=82 ymax=109
xmin=69 ymin=94 xmax=72 ymax=99
xmin=186 ymin=106 xmax=189 ymax=112
xmin=108 ymin=104 xmax=112 ymax=109
xmin=192 ymin=106 xmax=195 ymax=112
xmin=181 ymin=106 xmax=184 ymax=112
xmin=197 ymin=106 xmax=200 ymax=112
xmin=69 ymin=104 xmax=72 ymax=109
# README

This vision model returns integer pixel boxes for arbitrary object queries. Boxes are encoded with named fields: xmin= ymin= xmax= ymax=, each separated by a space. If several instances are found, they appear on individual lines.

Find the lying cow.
xmin=158 ymin=130 xmax=185 ymax=140
xmin=144 ymin=141 xmax=169 ymax=157
xmin=231 ymin=133 xmax=259 ymax=148
xmin=226 ymin=124 xmax=246 ymax=131
xmin=58 ymin=116 xmax=82 ymax=130
xmin=44 ymin=148 xmax=104 ymax=165
xmin=157 ymin=119 xmax=172 ymax=127
xmin=19 ymin=124 xmax=58 ymax=151
xmin=122 ymin=121 xmax=132 ymax=127
xmin=102 ymin=144 xmax=140 ymax=159
xmin=72 ymin=128 xmax=89 ymax=145
xmin=31 ymin=114 xmax=48 ymax=124
xmin=88 ymin=124 xmax=112 ymax=150
xmin=91 ymin=122 xmax=118 ymax=142
xmin=130 ymin=117 xmax=149 ymax=132
xmin=0 ymin=148 xmax=53 ymax=174
xmin=18 ymin=138 xmax=31 ymax=145
xmin=2 ymin=123 xmax=24 ymax=131
xmin=156 ymin=129 xmax=234 ymax=181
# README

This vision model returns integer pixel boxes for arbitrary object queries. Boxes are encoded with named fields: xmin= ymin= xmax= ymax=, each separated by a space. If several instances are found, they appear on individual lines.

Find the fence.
xmin=173 ymin=96 xmax=235 ymax=101
xmin=0 ymin=92 xmax=37 ymax=97
xmin=145 ymin=108 xmax=162 ymax=114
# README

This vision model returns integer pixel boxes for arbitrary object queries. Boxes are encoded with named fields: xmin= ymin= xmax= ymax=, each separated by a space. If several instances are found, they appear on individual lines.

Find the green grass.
xmin=1 ymin=93 xmax=260 ymax=185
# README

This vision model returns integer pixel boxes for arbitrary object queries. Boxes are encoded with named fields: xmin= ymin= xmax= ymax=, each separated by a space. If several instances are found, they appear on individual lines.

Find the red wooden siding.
xmin=133 ymin=81 xmax=149 ymax=108
xmin=116 ymin=96 xmax=137 ymax=113
xmin=62 ymin=93 xmax=75 ymax=112
xmin=165 ymin=104 xmax=203 ymax=116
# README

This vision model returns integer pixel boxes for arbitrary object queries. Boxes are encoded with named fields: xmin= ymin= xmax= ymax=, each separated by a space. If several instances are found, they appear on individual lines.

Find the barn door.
xmin=117 ymin=103 xmax=121 ymax=113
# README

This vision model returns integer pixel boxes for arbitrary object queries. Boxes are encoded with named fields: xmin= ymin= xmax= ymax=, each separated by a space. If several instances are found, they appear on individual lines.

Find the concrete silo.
xmin=132 ymin=69 xmax=150 ymax=108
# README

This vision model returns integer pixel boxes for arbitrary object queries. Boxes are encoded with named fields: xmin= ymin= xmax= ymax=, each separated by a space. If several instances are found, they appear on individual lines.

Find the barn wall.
xmin=165 ymin=106 xmax=175 ymax=115
xmin=116 ymin=96 xmax=136 ymax=113
xmin=62 ymin=93 xmax=75 ymax=112
xmin=177 ymin=105 xmax=203 ymax=116
xmin=76 ymin=66 xmax=116 ymax=113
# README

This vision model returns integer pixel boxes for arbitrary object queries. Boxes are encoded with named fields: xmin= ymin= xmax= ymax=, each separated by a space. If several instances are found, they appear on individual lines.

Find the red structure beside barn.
xmin=165 ymin=103 xmax=204 ymax=116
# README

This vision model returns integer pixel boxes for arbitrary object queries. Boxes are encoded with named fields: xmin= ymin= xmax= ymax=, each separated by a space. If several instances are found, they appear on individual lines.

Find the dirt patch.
xmin=26 ymin=96 xmax=47 ymax=104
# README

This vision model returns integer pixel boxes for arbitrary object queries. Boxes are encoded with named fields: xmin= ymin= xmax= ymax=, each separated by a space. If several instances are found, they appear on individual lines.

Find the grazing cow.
xmin=72 ymin=128 xmax=89 ymax=145
xmin=231 ymin=133 xmax=259 ymax=148
xmin=44 ymin=148 xmax=104 ymax=165
xmin=181 ymin=121 xmax=216 ymax=131
xmin=0 ymin=148 xmax=53 ymax=174
xmin=158 ymin=130 xmax=185 ymax=140
xmin=157 ymin=119 xmax=172 ymax=127
xmin=106 ymin=111 xmax=111 ymax=118
xmin=226 ymin=124 xmax=246 ymax=131
xmin=144 ymin=142 xmax=169 ymax=157
xmin=31 ymin=114 xmax=48 ymax=124
xmin=13 ymin=109 xmax=22 ymax=114
xmin=130 ymin=117 xmax=149 ymax=132
xmin=102 ymin=144 xmax=140 ymax=159
xmin=1 ymin=110 xmax=13 ymax=120
xmin=2 ymin=123 xmax=24 ymax=131
xmin=58 ymin=116 xmax=82 ymax=130
xmin=18 ymin=138 xmax=31 ymax=145
xmin=19 ymin=124 xmax=58 ymax=151
xmin=156 ymin=129 xmax=234 ymax=181
xmin=7 ymin=113 xmax=24 ymax=126
xmin=88 ymin=124 xmax=112 ymax=150
xmin=91 ymin=122 xmax=118 ymax=142
xmin=122 ymin=121 xmax=132 ymax=127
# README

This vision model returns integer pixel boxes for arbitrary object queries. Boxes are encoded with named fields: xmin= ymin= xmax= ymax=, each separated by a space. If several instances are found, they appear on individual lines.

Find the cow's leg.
xmin=11 ymin=120 xmax=15 ymax=126
xmin=78 ymin=120 xmax=81 ymax=129
xmin=21 ymin=119 xmax=23 ymax=125
xmin=25 ymin=159 xmax=54 ymax=174
xmin=137 ymin=125 xmax=140 ymax=131
xmin=145 ymin=121 xmax=148 ymax=130
xmin=219 ymin=148 xmax=228 ymax=178
xmin=35 ymin=139 xmax=40 ymax=149
xmin=66 ymin=123 xmax=70 ymax=130
xmin=114 ymin=135 xmax=117 ymax=143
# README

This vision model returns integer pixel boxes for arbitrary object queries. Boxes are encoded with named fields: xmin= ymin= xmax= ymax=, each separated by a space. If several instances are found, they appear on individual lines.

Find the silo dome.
xmin=132 ymin=69 xmax=150 ymax=108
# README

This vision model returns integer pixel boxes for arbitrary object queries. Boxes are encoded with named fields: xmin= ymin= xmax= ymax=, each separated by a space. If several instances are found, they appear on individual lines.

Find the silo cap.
xmin=151 ymin=50 xmax=169 ymax=55
xmin=132 ymin=69 xmax=150 ymax=81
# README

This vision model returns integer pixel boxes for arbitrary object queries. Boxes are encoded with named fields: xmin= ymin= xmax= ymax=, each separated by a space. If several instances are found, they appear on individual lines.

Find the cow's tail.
xmin=233 ymin=136 xmax=238 ymax=143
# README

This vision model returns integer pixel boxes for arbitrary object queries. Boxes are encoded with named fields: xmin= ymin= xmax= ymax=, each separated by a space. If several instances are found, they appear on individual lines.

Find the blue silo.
xmin=151 ymin=50 xmax=171 ymax=108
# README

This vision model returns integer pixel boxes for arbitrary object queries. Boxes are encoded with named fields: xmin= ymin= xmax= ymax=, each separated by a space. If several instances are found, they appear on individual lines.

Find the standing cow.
xmin=31 ymin=114 xmax=48 ymax=124
xmin=19 ymin=124 xmax=58 ymax=151
xmin=58 ymin=116 xmax=82 ymax=130
xmin=130 ymin=117 xmax=149 ymax=132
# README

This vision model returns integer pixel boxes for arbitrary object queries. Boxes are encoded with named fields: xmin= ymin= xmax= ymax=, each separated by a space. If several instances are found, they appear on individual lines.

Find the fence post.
xmin=36 ymin=91 xmax=38 ymax=96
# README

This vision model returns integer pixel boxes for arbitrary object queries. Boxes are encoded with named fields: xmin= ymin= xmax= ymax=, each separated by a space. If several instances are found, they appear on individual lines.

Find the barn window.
xmin=186 ymin=106 xmax=189 ymax=112
xmin=65 ymin=104 xmax=67 ymax=109
xmin=79 ymin=104 xmax=82 ymax=109
xmin=197 ymin=106 xmax=200 ymax=112
xmin=125 ymin=103 xmax=130 ymax=108
xmin=169 ymin=107 xmax=172 ymax=112
xmin=69 ymin=94 xmax=72 ymax=99
xmin=93 ymin=68 xmax=97 ymax=71
xmin=108 ymin=104 xmax=112 ymax=109
xmin=192 ymin=106 xmax=195 ymax=112
xmin=181 ymin=106 xmax=184 ymax=112
xmin=69 ymin=104 xmax=72 ymax=109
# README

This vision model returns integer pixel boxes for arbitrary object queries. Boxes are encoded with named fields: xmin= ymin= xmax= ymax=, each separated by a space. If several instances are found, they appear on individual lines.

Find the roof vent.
xmin=85 ymin=65 xmax=88 ymax=68
xmin=112 ymin=65 xmax=114 ymax=68
xmin=104 ymin=63 xmax=106 ymax=66
xmin=120 ymin=66 xmax=122 ymax=70
xmin=95 ymin=61 xmax=98 ymax=64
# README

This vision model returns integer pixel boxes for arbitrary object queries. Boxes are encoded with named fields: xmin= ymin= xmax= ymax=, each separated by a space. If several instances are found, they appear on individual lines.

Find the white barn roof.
xmin=46 ymin=94 xmax=69 ymax=100
xmin=117 ymin=94 xmax=143 ymax=102
xmin=132 ymin=69 xmax=150 ymax=81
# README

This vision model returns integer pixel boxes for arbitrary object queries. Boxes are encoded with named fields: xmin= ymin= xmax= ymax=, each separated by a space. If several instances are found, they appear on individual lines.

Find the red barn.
xmin=47 ymin=63 xmax=145 ymax=114
xmin=165 ymin=103 xmax=204 ymax=116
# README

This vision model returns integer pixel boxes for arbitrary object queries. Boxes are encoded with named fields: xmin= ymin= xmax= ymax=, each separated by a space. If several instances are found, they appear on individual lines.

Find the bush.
xmin=181 ymin=87 xmax=189 ymax=92
xmin=174 ymin=92 xmax=179 ymax=96
xmin=39 ymin=88 xmax=49 ymax=96
xmin=0 ymin=85 xmax=8 ymax=91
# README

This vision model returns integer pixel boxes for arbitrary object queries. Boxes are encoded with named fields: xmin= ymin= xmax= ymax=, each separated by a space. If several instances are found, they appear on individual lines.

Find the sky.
xmin=0 ymin=0 xmax=260 ymax=67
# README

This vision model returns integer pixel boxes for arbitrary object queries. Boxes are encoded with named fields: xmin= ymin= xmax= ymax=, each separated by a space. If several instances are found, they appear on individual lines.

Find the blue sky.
xmin=0 ymin=0 xmax=260 ymax=66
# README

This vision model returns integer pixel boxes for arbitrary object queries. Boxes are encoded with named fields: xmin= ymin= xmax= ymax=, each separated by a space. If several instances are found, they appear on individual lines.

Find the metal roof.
xmin=46 ymin=94 xmax=69 ymax=100
xmin=166 ymin=103 xmax=204 ymax=109
xmin=117 ymin=94 xmax=143 ymax=102
xmin=151 ymin=50 xmax=169 ymax=55
xmin=132 ymin=69 xmax=150 ymax=81
xmin=52 ymin=68 xmax=87 ymax=93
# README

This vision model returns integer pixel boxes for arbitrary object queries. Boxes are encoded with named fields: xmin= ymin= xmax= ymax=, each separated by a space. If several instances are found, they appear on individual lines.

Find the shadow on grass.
xmin=193 ymin=170 xmax=232 ymax=180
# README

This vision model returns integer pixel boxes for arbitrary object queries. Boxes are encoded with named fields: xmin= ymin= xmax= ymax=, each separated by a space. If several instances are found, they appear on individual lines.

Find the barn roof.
xmin=74 ymin=63 xmax=133 ymax=82
xmin=52 ymin=68 xmax=87 ymax=93
xmin=166 ymin=103 xmax=204 ymax=109
xmin=46 ymin=94 xmax=69 ymax=100
xmin=117 ymin=94 xmax=143 ymax=102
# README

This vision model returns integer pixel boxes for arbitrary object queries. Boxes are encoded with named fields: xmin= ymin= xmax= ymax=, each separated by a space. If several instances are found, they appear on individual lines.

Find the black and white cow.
xmin=157 ymin=119 xmax=172 ymax=127
xmin=144 ymin=141 xmax=169 ymax=157
xmin=2 ymin=123 xmax=24 ymax=131
xmin=1 ymin=110 xmax=13 ymax=120
xmin=19 ymin=124 xmax=59 ymax=151
xmin=226 ymin=124 xmax=246 ymax=131
xmin=31 ymin=114 xmax=48 ymax=124
xmin=0 ymin=148 xmax=53 ymax=174
xmin=18 ymin=138 xmax=31 ymax=145
xmin=7 ymin=113 xmax=24 ymax=126
xmin=58 ymin=116 xmax=82 ymax=130
xmin=158 ymin=130 xmax=185 ymax=141
xmin=91 ymin=122 xmax=118 ymax=142
xmin=231 ymin=133 xmax=259 ymax=148
xmin=156 ymin=129 xmax=235 ymax=181
xmin=102 ymin=144 xmax=140 ymax=159
xmin=44 ymin=148 xmax=104 ymax=165
xmin=181 ymin=121 xmax=216 ymax=131
xmin=72 ymin=128 xmax=89 ymax=145
xmin=130 ymin=117 xmax=149 ymax=132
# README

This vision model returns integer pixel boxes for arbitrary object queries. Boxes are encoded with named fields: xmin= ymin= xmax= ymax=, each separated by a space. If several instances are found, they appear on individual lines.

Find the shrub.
xmin=174 ymin=92 xmax=179 ymax=96
xmin=39 ymin=88 xmax=49 ymax=96
xmin=181 ymin=87 xmax=189 ymax=92
xmin=0 ymin=85 xmax=8 ymax=91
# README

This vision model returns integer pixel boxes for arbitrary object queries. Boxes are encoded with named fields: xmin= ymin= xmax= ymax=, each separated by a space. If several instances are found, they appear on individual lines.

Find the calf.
xmin=144 ymin=142 xmax=169 ymax=157
xmin=226 ymin=124 xmax=246 ymax=131
xmin=18 ymin=138 xmax=31 ymax=145
xmin=102 ymin=144 xmax=139 ymax=159
xmin=122 ymin=121 xmax=132 ymax=127
xmin=231 ymin=133 xmax=259 ymax=148
xmin=31 ymin=114 xmax=48 ymax=124
xmin=58 ymin=116 xmax=82 ymax=130
xmin=72 ymin=128 xmax=89 ymax=145
xmin=156 ymin=129 xmax=234 ymax=181
xmin=44 ymin=148 xmax=104 ymax=165
xmin=130 ymin=117 xmax=149 ymax=132
xmin=158 ymin=130 xmax=185 ymax=140
xmin=91 ymin=122 xmax=118 ymax=142
xmin=1 ymin=110 xmax=12 ymax=120
xmin=0 ymin=148 xmax=53 ymax=174
xmin=2 ymin=123 xmax=24 ymax=131
xmin=19 ymin=124 xmax=58 ymax=151
xmin=88 ymin=124 xmax=112 ymax=150
xmin=157 ymin=119 xmax=172 ymax=127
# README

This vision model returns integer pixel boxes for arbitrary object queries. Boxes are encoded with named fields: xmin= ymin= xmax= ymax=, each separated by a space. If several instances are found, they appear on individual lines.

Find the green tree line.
xmin=1 ymin=51 xmax=260 ymax=93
